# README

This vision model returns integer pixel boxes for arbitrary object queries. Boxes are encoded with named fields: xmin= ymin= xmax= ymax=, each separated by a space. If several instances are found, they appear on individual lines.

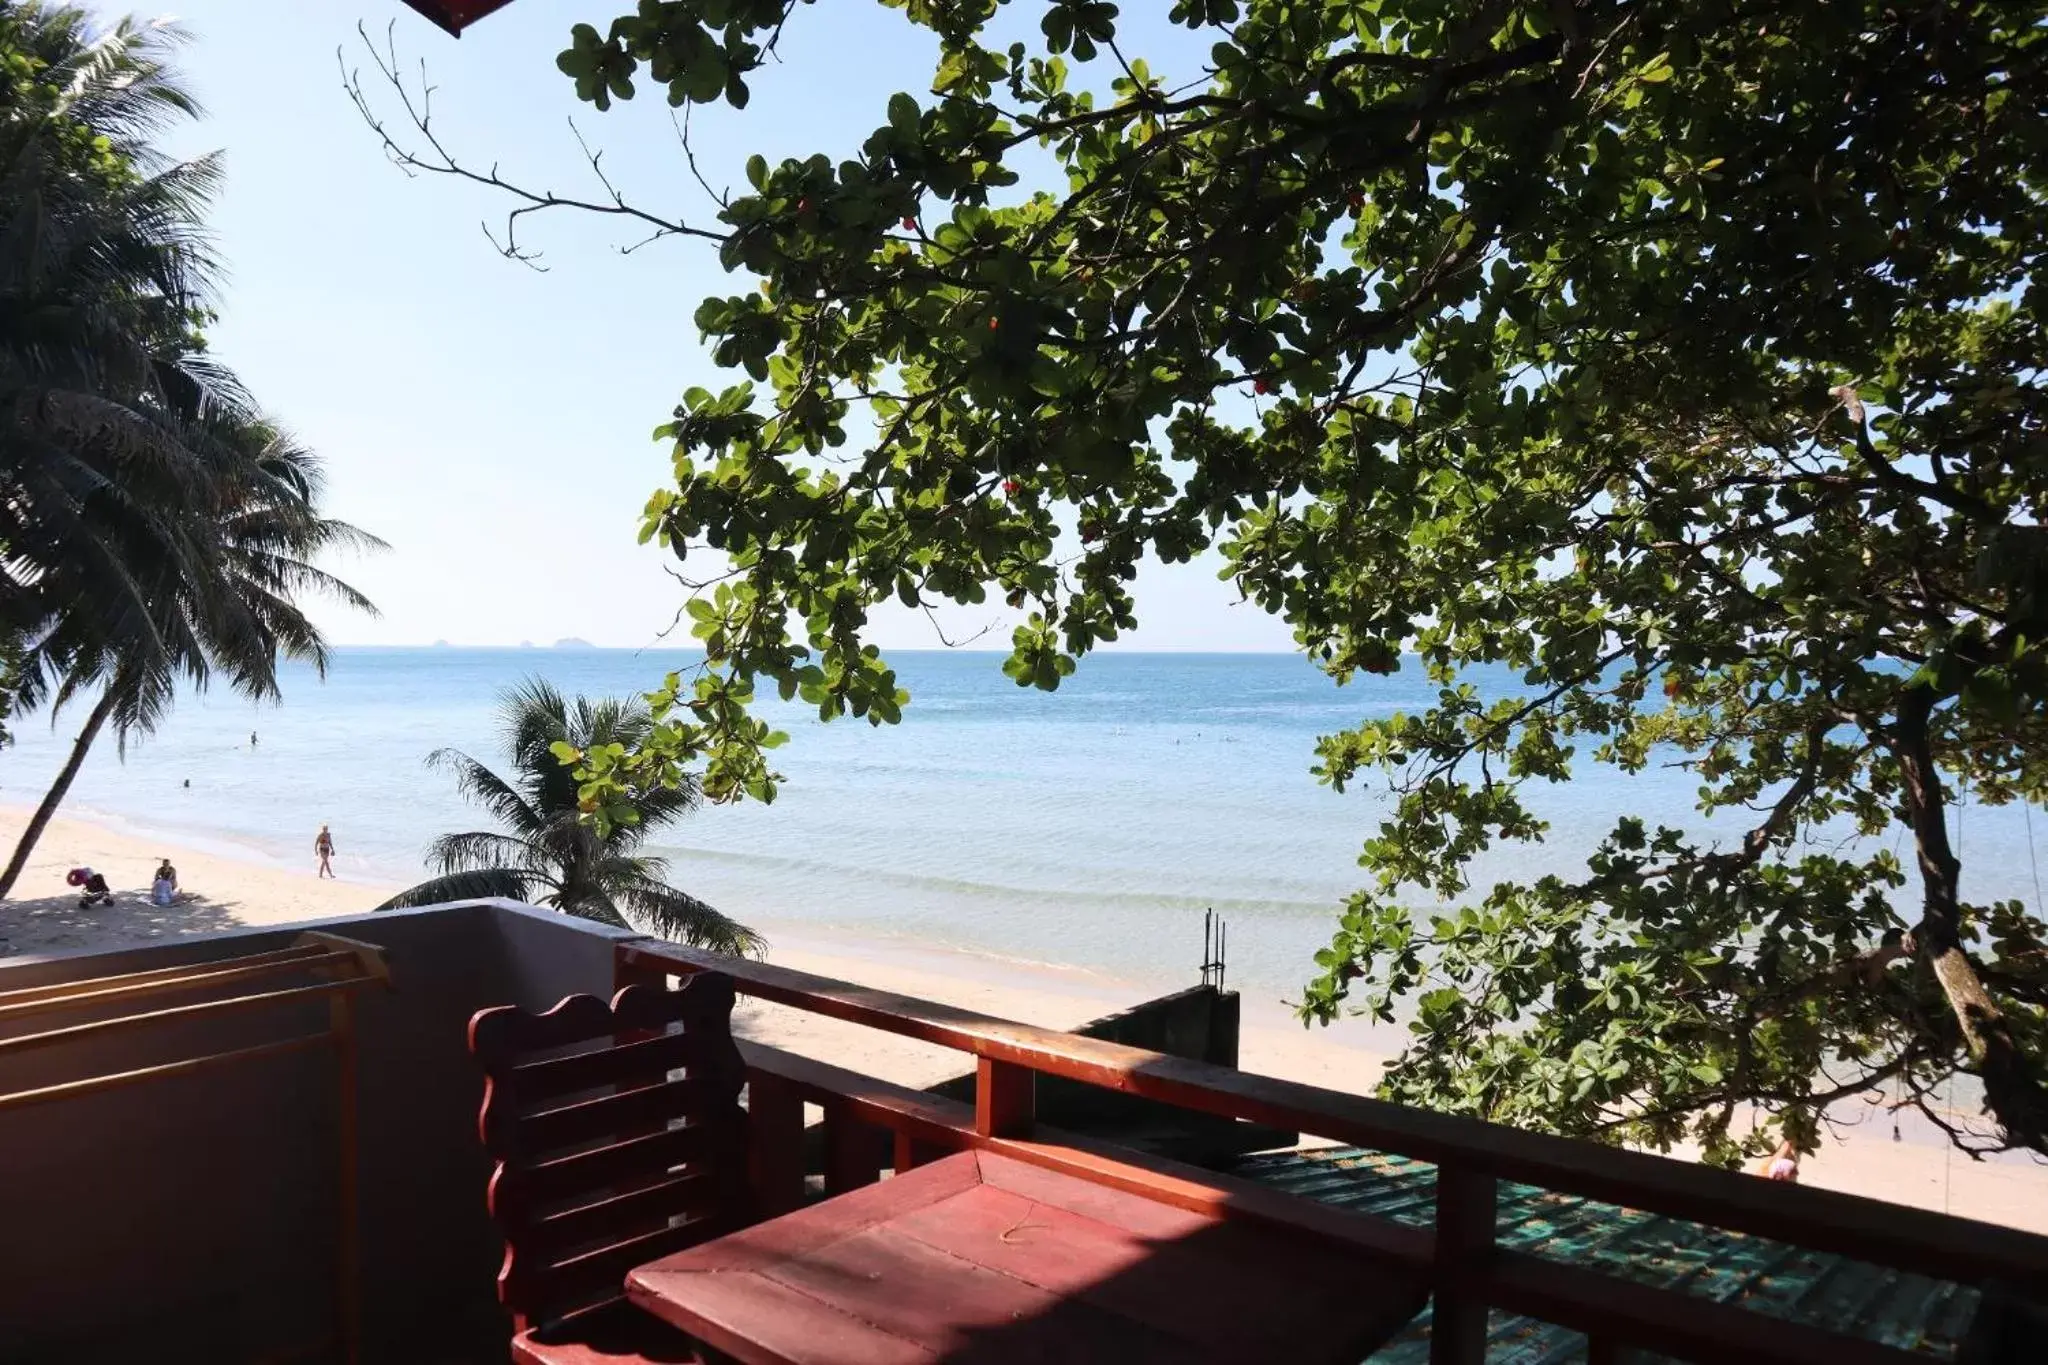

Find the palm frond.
xmin=551 ymin=890 xmax=633 ymax=931
xmin=606 ymin=874 xmax=765 ymax=956
xmin=499 ymin=676 xmax=570 ymax=768
xmin=427 ymin=829 xmax=544 ymax=877
xmin=616 ymin=779 xmax=704 ymax=844
xmin=376 ymin=868 xmax=533 ymax=912
xmin=424 ymin=747 xmax=546 ymax=837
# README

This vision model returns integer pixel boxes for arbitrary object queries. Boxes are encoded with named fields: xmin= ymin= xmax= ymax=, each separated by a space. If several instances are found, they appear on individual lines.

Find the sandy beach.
xmin=3 ymin=802 xmax=2043 ymax=1234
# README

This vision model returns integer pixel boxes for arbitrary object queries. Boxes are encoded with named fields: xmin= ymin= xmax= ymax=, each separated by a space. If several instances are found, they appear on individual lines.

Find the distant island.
xmin=553 ymin=637 xmax=596 ymax=650
xmin=430 ymin=639 xmax=452 ymax=648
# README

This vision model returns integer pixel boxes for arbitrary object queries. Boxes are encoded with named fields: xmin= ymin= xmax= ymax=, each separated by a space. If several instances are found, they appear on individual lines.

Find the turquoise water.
xmin=3 ymin=648 xmax=2043 ymax=1011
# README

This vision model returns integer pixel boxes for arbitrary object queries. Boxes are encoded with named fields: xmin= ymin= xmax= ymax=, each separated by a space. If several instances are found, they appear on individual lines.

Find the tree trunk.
xmin=1893 ymin=689 xmax=2048 ymax=1153
xmin=0 ymin=686 xmax=119 ymax=900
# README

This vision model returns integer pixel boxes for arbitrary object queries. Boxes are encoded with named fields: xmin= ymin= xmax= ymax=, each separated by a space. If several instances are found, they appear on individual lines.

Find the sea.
xmin=4 ymin=648 xmax=2044 ymax=1018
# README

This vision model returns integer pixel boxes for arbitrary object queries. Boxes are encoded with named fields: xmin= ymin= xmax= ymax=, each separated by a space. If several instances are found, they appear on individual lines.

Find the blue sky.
xmin=104 ymin=0 xmax=1294 ymax=651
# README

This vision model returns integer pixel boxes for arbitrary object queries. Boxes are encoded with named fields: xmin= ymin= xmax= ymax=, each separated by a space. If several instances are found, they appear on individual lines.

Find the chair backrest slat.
xmin=490 ymin=1122 xmax=723 ymax=1218
xmin=504 ymin=1217 xmax=723 ymax=1323
xmin=498 ymin=1076 xmax=709 ymax=1158
xmin=469 ymin=975 xmax=747 ymax=1333
xmin=521 ymin=1173 xmax=719 ymax=1266
xmin=499 ymin=1029 xmax=713 ymax=1107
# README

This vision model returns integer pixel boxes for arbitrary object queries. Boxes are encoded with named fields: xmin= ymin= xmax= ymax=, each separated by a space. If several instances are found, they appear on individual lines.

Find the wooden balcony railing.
xmin=617 ymin=940 xmax=2048 ymax=1365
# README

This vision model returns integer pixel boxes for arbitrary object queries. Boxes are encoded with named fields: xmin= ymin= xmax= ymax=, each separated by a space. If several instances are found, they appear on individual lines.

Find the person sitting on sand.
xmin=66 ymin=866 xmax=115 ymax=908
xmin=315 ymin=824 xmax=336 ymax=879
xmin=151 ymin=858 xmax=182 ymax=907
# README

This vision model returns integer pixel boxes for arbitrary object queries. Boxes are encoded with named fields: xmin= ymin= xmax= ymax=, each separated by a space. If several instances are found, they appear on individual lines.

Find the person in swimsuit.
xmin=1760 ymin=1138 xmax=1800 ymax=1183
xmin=315 ymin=824 xmax=336 ymax=879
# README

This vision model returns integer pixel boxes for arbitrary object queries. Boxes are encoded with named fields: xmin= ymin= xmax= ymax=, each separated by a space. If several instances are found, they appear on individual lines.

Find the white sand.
xmin=0 ymin=806 xmax=381 ymax=955
xmin=3 ymin=803 xmax=2043 ymax=1234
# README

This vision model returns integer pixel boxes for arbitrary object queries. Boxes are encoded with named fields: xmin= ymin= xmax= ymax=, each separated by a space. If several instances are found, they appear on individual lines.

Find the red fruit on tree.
xmin=903 ymin=216 xmax=918 ymax=230
xmin=1002 ymin=479 xmax=1021 ymax=496
xmin=1664 ymin=674 xmax=1683 ymax=699
xmin=1254 ymin=379 xmax=1272 ymax=394
xmin=797 ymin=197 xmax=812 ymax=213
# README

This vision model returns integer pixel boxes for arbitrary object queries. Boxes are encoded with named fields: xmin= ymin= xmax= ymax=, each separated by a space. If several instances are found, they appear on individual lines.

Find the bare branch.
xmin=919 ymin=603 xmax=1001 ymax=650
xmin=673 ymin=104 xmax=731 ymax=213
xmin=340 ymin=22 xmax=726 ymax=268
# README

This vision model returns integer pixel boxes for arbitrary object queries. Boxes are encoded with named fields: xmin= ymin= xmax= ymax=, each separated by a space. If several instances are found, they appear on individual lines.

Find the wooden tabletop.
xmin=627 ymin=1149 xmax=1426 ymax=1364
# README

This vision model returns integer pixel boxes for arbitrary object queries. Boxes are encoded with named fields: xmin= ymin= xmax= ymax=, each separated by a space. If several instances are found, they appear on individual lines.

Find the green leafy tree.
xmin=0 ymin=5 xmax=381 ymax=897
xmin=379 ymin=679 xmax=763 ymax=954
xmin=366 ymin=1 xmax=2048 ymax=1157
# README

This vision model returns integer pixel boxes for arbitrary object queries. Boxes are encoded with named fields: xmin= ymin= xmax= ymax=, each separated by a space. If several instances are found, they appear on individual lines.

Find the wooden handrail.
xmin=0 ymin=951 xmax=358 ymax=1023
xmin=0 ymin=1031 xmax=336 ymax=1111
xmin=626 ymin=941 xmax=2048 ymax=1295
xmin=0 ymin=942 xmax=332 ymax=1008
xmin=735 ymin=1040 xmax=1437 ymax=1268
xmin=294 ymin=931 xmax=393 ymax=987
xmin=0 ymin=978 xmax=378 ymax=1057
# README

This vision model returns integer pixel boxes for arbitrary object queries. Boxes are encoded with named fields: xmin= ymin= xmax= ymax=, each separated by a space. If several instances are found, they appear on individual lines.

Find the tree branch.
xmin=1893 ymin=685 xmax=2048 ymax=1152
xmin=340 ymin=23 xmax=725 ymax=268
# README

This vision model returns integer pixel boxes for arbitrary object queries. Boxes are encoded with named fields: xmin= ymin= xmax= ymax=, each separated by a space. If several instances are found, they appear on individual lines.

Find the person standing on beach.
xmin=250 ymin=731 xmax=258 ymax=749
xmin=1759 ymin=1139 xmax=1801 ymax=1183
xmin=315 ymin=824 xmax=336 ymax=878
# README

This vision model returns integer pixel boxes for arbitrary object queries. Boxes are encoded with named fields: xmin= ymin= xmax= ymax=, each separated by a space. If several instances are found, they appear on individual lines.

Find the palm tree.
xmin=0 ymin=420 xmax=382 ymax=896
xmin=379 ymin=679 xmax=763 ymax=955
xmin=0 ymin=7 xmax=231 ymax=651
xmin=0 ymin=6 xmax=382 ymax=896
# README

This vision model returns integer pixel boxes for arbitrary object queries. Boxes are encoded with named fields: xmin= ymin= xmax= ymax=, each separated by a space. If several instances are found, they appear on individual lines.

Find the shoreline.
xmin=0 ymin=803 xmax=1387 ymax=1097
xmin=3 ymin=803 xmax=2044 ymax=1233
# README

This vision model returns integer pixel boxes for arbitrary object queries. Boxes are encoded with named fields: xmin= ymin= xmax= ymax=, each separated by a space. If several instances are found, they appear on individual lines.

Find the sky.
xmin=96 ymin=0 xmax=1296 ymax=652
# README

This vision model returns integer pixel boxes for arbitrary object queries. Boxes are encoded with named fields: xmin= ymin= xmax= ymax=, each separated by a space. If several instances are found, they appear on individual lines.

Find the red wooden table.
xmin=627 ymin=1149 xmax=1425 ymax=1363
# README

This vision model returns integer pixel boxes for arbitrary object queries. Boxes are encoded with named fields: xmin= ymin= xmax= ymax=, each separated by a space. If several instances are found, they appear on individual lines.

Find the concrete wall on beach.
xmin=926 ymin=983 xmax=1280 ymax=1160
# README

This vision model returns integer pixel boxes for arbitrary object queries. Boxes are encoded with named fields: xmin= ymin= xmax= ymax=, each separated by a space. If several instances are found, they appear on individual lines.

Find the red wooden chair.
xmin=469 ymin=976 xmax=747 ymax=1364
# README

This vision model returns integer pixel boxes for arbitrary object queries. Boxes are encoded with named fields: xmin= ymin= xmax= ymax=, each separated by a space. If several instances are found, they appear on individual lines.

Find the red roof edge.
xmin=397 ymin=0 xmax=522 ymax=37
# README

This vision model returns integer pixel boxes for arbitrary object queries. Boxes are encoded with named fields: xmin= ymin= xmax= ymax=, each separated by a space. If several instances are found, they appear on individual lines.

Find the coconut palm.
xmin=0 ymin=419 xmax=382 ymax=897
xmin=378 ymin=679 xmax=762 ymax=955
xmin=0 ymin=6 xmax=230 ymax=652
xmin=0 ymin=6 xmax=382 ymax=896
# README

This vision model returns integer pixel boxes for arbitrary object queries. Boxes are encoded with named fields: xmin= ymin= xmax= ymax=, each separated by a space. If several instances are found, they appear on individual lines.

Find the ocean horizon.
xmin=4 ymin=647 xmax=2043 ymax=1021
